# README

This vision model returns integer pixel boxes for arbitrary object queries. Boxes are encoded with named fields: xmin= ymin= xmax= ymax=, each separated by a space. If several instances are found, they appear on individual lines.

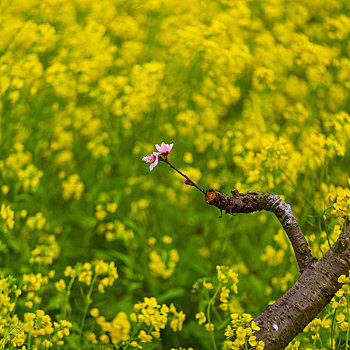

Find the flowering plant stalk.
xmin=143 ymin=142 xmax=205 ymax=194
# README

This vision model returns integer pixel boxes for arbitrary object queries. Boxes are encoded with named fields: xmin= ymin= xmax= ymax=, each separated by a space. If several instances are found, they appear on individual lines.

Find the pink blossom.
xmin=142 ymin=152 xmax=160 ymax=171
xmin=155 ymin=142 xmax=173 ymax=158
xmin=184 ymin=178 xmax=193 ymax=186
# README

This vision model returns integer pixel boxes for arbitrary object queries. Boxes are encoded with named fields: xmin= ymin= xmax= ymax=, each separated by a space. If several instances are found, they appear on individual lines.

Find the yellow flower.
xmin=147 ymin=237 xmax=157 ymax=246
xmin=55 ymin=279 xmax=66 ymax=292
xmin=184 ymin=152 xmax=193 ymax=164
xmin=203 ymin=282 xmax=214 ymax=290
xmin=42 ymin=339 xmax=52 ymax=347
xmin=249 ymin=335 xmax=257 ymax=347
xmin=236 ymin=326 xmax=247 ymax=342
xmin=1 ymin=204 xmax=15 ymax=231
xmin=224 ymin=325 xmax=234 ymax=338
xmin=1 ymin=185 xmax=9 ymax=195
xmin=220 ymin=286 xmax=230 ymax=303
xmin=151 ymin=331 xmax=160 ymax=338
xmin=131 ymin=341 xmax=142 ymax=348
xmin=242 ymin=313 xmax=253 ymax=323
xmin=100 ymin=334 xmax=110 ymax=343
xmin=337 ymin=313 xmax=346 ymax=323
xmin=162 ymin=235 xmax=173 ymax=244
xmin=24 ymin=313 xmax=36 ymax=321
xmin=106 ymin=202 xmax=118 ymax=213
xmin=170 ymin=310 xmax=186 ymax=332
xmin=205 ymin=323 xmax=214 ymax=331
xmin=138 ymin=330 xmax=152 ymax=343
xmin=338 ymin=275 xmax=348 ymax=284
xmin=90 ymin=308 xmax=99 ymax=318
xmin=257 ymin=340 xmax=265 ymax=350
xmin=195 ymin=312 xmax=206 ymax=325
xmin=251 ymin=321 xmax=260 ymax=331
xmin=130 ymin=313 xmax=137 ymax=322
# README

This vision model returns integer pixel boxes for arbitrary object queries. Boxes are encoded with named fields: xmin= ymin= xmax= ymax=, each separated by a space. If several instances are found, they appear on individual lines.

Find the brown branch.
xmin=204 ymin=189 xmax=350 ymax=349
xmin=251 ymin=226 xmax=350 ymax=349
xmin=205 ymin=189 xmax=315 ymax=272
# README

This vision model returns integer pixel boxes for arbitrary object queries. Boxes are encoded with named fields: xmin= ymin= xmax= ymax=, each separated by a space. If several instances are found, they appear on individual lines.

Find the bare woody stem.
xmin=160 ymin=158 xmax=206 ymax=194
xmin=205 ymin=189 xmax=316 ymax=272
xmin=250 ymin=226 xmax=350 ymax=349
xmin=204 ymin=189 xmax=350 ymax=349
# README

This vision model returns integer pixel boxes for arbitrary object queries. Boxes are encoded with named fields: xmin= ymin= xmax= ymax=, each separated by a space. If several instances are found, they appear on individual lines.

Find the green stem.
xmin=27 ymin=327 xmax=32 ymax=350
xmin=80 ymin=274 xmax=97 ymax=337
xmin=346 ymin=296 xmax=350 ymax=349
xmin=322 ymin=206 xmax=333 ymax=249
xmin=10 ymin=282 xmax=24 ymax=318
xmin=207 ymin=283 xmax=221 ymax=350
xmin=331 ymin=307 xmax=337 ymax=350
xmin=312 ymin=333 xmax=316 ymax=349
xmin=318 ymin=332 xmax=323 ymax=349
xmin=64 ymin=275 xmax=76 ymax=318
xmin=122 ymin=323 xmax=142 ymax=350
xmin=213 ymin=304 xmax=223 ymax=323
xmin=337 ymin=332 xmax=342 ymax=349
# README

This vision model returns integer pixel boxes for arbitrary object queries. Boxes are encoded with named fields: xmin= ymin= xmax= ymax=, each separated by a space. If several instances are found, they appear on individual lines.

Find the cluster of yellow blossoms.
xmin=327 ymin=180 xmax=350 ymax=228
xmin=194 ymin=265 xmax=244 ymax=347
xmin=61 ymin=174 xmax=84 ymax=201
xmin=95 ymin=201 xmax=135 ymax=242
xmin=29 ymin=234 xmax=60 ymax=265
xmin=0 ymin=203 xmax=14 ymax=232
xmin=0 ymin=143 xmax=43 ymax=193
xmin=149 ymin=249 xmax=179 ymax=279
xmin=0 ymin=275 xmax=72 ymax=349
xmin=147 ymin=235 xmax=179 ymax=279
xmin=62 ymin=260 xmax=118 ymax=293
xmin=224 ymin=314 xmax=264 ymax=350
xmin=89 ymin=297 xmax=186 ymax=348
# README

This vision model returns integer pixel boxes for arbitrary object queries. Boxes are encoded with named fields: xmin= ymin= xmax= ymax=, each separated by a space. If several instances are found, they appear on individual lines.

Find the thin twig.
xmin=160 ymin=158 xmax=205 ymax=194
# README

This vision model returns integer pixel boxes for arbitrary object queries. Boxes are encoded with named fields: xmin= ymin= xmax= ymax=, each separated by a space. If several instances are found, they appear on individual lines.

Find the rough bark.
xmin=252 ymin=229 xmax=350 ymax=349
xmin=205 ymin=190 xmax=315 ymax=272
xmin=204 ymin=189 xmax=350 ymax=349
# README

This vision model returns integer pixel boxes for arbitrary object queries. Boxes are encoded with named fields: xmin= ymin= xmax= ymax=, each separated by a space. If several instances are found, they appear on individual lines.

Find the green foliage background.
xmin=1 ymin=0 xmax=350 ymax=349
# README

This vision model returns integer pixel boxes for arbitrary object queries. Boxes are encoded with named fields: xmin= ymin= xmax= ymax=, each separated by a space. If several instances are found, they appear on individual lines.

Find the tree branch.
xmin=204 ymin=189 xmax=350 ymax=349
xmin=205 ymin=189 xmax=315 ymax=272
xmin=251 ymin=226 xmax=350 ymax=349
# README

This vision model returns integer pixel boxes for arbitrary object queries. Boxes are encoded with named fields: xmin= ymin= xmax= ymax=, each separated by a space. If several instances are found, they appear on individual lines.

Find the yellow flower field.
xmin=0 ymin=0 xmax=350 ymax=348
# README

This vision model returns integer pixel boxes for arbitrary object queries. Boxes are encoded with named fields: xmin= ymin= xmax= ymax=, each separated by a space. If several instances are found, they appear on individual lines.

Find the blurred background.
xmin=1 ymin=0 xmax=350 ymax=348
